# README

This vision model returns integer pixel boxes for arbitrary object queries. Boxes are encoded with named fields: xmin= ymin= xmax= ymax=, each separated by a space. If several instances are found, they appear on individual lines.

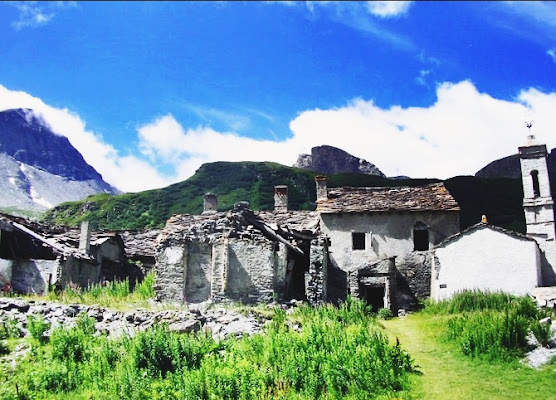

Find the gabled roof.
xmin=433 ymin=222 xmax=537 ymax=249
xmin=316 ymin=183 xmax=459 ymax=213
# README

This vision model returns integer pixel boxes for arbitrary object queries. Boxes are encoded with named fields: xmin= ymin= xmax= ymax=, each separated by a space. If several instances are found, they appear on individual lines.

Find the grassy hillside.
xmin=42 ymin=161 xmax=528 ymax=232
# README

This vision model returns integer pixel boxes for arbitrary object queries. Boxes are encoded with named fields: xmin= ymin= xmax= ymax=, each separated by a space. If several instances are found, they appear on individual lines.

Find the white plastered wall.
xmin=432 ymin=227 xmax=541 ymax=301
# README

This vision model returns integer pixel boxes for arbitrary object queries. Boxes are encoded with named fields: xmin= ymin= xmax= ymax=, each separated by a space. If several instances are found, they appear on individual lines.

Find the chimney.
xmin=79 ymin=220 xmax=91 ymax=254
xmin=203 ymin=192 xmax=218 ymax=214
xmin=274 ymin=185 xmax=288 ymax=212
xmin=315 ymin=175 xmax=328 ymax=202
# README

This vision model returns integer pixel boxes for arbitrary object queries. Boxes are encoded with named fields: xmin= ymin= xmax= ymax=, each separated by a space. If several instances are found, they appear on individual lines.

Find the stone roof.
xmin=316 ymin=183 xmax=460 ymax=213
xmin=257 ymin=210 xmax=319 ymax=233
xmin=433 ymin=222 xmax=536 ymax=249
xmin=119 ymin=230 xmax=161 ymax=258
xmin=158 ymin=206 xmax=321 ymax=253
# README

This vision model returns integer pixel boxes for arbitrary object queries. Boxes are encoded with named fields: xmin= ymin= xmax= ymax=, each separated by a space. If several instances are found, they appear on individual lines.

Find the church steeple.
xmin=518 ymin=134 xmax=556 ymax=285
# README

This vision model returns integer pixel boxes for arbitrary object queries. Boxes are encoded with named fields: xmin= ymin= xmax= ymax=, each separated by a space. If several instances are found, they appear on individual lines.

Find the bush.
xmin=0 ymin=340 xmax=9 ymax=355
xmin=378 ymin=307 xmax=394 ymax=320
xmin=27 ymin=314 xmax=50 ymax=344
xmin=0 ymin=317 xmax=21 ymax=339
xmin=50 ymin=314 xmax=96 ymax=363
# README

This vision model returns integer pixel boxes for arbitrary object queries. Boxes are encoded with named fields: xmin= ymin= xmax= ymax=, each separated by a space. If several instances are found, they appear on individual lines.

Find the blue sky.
xmin=1 ymin=1 xmax=556 ymax=192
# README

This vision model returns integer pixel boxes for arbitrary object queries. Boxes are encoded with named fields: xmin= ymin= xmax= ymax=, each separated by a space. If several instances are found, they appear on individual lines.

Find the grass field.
xmin=382 ymin=313 xmax=556 ymax=400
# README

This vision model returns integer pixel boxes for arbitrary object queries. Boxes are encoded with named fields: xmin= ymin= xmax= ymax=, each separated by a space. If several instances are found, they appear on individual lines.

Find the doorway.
xmin=360 ymin=284 xmax=385 ymax=311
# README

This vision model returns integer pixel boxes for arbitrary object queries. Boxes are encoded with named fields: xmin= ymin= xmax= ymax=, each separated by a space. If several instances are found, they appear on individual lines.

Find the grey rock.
xmin=168 ymin=320 xmax=201 ymax=334
xmin=294 ymin=145 xmax=385 ymax=177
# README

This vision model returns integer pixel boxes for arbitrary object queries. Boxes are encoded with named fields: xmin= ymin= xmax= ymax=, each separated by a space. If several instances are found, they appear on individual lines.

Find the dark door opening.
xmin=360 ymin=284 xmax=385 ymax=311
xmin=284 ymin=242 xmax=310 ymax=301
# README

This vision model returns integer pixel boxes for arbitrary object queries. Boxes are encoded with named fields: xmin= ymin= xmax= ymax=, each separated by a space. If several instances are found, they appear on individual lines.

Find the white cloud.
xmin=366 ymin=1 xmax=413 ymax=18
xmin=288 ymin=81 xmax=556 ymax=179
xmin=415 ymin=69 xmax=431 ymax=87
xmin=548 ymin=48 xmax=556 ymax=63
xmin=0 ymin=84 xmax=172 ymax=192
xmin=2 ymin=81 xmax=556 ymax=196
xmin=9 ymin=1 xmax=76 ymax=31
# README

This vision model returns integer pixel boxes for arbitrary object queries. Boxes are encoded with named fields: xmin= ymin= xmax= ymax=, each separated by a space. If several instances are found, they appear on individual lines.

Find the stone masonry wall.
xmin=227 ymin=239 xmax=275 ymax=303
xmin=154 ymin=246 xmax=186 ymax=303
xmin=394 ymin=251 xmax=432 ymax=311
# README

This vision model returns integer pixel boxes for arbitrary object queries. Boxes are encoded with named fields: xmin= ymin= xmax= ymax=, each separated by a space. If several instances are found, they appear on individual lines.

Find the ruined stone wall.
xmin=59 ymin=256 xmax=102 ymax=289
xmin=184 ymin=242 xmax=212 ymax=303
xmin=155 ymin=246 xmax=186 ymax=303
xmin=305 ymin=238 xmax=328 ymax=305
xmin=8 ymin=259 xmax=59 ymax=294
xmin=395 ymin=252 xmax=432 ymax=311
xmin=226 ymin=239 xmax=275 ymax=303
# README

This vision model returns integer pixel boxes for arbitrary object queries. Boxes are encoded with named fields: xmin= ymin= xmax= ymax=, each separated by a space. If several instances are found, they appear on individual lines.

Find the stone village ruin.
xmin=1 ymin=136 xmax=556 ymax=313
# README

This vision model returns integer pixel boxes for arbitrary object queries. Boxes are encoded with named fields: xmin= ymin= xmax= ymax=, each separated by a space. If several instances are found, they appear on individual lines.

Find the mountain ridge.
xmin=0 ymin=108 xmax=119 ymax=214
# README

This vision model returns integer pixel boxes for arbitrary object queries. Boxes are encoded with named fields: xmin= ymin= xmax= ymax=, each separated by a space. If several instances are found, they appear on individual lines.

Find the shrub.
xmin=378 ymin=307 xmax=394 ymax=320
xmin=0 ymin=317 xmax=21 ymax=339
xmin=27 ymin=314 xmax=50 ymax=344
xmin=0 ymin=340 xmax=9 ymax=355
xmin=50 ymin=314 xmax=96 ymax=363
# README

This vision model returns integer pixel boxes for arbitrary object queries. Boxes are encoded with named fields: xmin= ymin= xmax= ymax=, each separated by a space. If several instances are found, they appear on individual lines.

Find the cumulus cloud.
xmin=0 ymin=84 xmax=172 ymax=192
xmin=366 ymin=1 xmax=413 ymax=18
xmin=2 ymin=81 xmax=556 ymax=195
xmin=289 ymin=81 xmax=556 ymax=179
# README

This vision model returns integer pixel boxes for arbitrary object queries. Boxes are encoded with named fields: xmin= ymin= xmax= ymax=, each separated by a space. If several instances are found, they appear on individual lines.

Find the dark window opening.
xmin=413 ymin=222 xmax=429 ymax=251
xmin=531 ymin=170 xmax=540 ymax=197
xmin=360 ymin=284 xmax=385 ymax=311
xmin=352 ymin=232 xmax=366 ymax=250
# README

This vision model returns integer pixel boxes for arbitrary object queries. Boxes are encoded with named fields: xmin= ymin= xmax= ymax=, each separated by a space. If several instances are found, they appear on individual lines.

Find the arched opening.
xmin=413 ymin=221 xmax=429 ymax=251
xmin=531 ymin=170 xmax=540 ymax=197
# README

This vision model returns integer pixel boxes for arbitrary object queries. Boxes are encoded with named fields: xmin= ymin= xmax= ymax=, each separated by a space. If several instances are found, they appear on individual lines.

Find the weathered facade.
xmin=154 ymin=199 xmax=325 ymax=305
xmin=316 ymin=179 xmax=460 ymax=310
xmin=0 ymin=214 xmax=128 ymax=294
xmin=154 ymin=181 xmax=460 ymax=312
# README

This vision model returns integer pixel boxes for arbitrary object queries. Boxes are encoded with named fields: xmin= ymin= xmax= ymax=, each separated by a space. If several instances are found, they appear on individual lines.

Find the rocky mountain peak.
xmin=0 ymin=108 xmax=102 ymax=181
xmin=294 ymin=145 xmax=385 ymax=177
xmin=0 ymin=108 xmax=119 ymax=212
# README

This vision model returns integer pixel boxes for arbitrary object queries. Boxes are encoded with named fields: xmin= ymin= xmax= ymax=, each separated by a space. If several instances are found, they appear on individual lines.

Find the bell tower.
xmin=519 ymin=134 xmax=556 ymax=285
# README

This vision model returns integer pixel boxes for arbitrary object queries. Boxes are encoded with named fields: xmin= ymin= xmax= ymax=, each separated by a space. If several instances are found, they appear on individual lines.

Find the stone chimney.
xmin=315 ymin=175 xmax=328 ymax=202
xmin=79 ymin=220 xmax=91 ymax=254
xmin=274 ymin=185 xmax=288 ymax=212
xmin=203 ymin=193 xmax=218 ymax=214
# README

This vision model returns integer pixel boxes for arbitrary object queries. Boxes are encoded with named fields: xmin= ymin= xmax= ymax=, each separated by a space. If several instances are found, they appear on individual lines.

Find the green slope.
xmin=41 ymin=161 xmax=527 ymax=232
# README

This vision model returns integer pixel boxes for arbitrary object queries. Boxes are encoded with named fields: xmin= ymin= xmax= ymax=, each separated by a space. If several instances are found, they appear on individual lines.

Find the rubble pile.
xmin=0 ymin=297 xmax=273 ymax=341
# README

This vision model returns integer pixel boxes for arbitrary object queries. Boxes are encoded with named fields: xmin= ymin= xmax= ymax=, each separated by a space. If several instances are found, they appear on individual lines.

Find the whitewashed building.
xmin=431 ymin=222 xmax=542 ymax=301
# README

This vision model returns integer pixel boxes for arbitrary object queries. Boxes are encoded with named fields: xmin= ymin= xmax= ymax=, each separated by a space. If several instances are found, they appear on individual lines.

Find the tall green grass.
xmin=0 ymin=299 xmax=416 ymax=400
xmin=426 ymin=290 xmax=551 ymax=360
xmin=44 ymin=271 xmax=156 ymax=308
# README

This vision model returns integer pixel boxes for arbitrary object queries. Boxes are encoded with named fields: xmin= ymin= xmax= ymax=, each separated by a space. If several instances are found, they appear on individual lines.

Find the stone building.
xmin=428 ymin=134 xmax=556 ymax=302
xmin=0 ymin=214 xmax=126 ymax=294
xmin=519 ymin=135 xmax=556 ymax=286
xmin=154 ymin=194 xmax=326 ymax=305
xmin=154 ymin=180 xmax=460 ymax=311
xmin=315 ymin=178 xmax=460 ymax=310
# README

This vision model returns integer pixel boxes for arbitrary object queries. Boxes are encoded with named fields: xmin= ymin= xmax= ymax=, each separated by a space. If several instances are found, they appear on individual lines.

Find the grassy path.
xmin=382 ymin=314 xmax=556 ymax=400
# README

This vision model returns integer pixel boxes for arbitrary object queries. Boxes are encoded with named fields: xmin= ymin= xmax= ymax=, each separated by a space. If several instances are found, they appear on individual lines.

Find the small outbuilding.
xmin=431 ymin=221 xmax=542 ymax=301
